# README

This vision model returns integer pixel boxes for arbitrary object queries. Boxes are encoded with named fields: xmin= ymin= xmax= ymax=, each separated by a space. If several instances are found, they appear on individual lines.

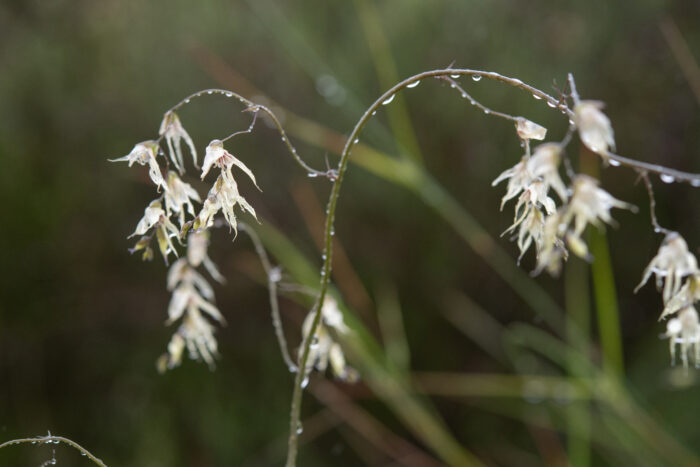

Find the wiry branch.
xmin=239 ymin=223 xmax=298 ymax=373
xmin=639 ymin=172 xmax=674 ymax=236
xmin=0 ymin=435 xmax=106 ymax=467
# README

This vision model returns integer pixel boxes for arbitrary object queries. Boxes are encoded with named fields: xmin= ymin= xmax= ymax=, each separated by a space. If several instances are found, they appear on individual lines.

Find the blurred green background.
xmin=1 ymin=0 xmax=699 ymax=465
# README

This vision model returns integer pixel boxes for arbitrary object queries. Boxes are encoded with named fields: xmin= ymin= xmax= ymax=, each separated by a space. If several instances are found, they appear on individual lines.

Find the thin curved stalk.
xmin=239 ymin=223 xmax=297 ymax=372
xmin=0 ymin=436 xmax=106 ymax=467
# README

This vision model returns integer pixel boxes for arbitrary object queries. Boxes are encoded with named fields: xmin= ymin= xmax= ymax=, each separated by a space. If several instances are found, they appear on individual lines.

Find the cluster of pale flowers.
xmin=636 ymin=233 xmax=700 ymax=368
xmin=300 ymin=296 xmax=358 ymax=383
xmin=494 ymin=101 xmax=633 ymax=276
xmin=113 ymin=109 xmax=356 ymax=378
xmin=111 ymin=110 xmax=261 ymax=370
xmin=497 ymin=99 xmax=700 ymax=368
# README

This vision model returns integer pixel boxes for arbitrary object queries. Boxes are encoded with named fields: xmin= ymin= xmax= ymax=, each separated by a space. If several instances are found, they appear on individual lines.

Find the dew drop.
xmin=483 ymin=109 xmax=490 ymax=114
xmin=450 ymin=74 xmax=460 ymax=79
xmin=371 ymin=110 xmax=377 ymax=116
xmin=660 ymin=174 xmax=675 ymax=184
xmin=207 ymin=90 xmax=213 ymax=95
xmin=461 ymin=92 xmax=468 ymax=99
xmin=568 ymin=119 xmax=575 ymax=126
xmin=469 ymin=99 xmax=475 ymax=105
xmin=289 ymin=365 xmax=298 ymax=373
xmin=184 ymin=99 xmax=190 ymax=104
xmin=322 ymin=254 xmax=327 ymax=260
xmin=81 ymin=453 xmax=87 ymax=457
xmin=382 ymin=95 xmax=395 ymax=105
xmin=547 ymin=101 xmax=556 ymax=108
xmin=406 ymin=80 xmax=420 ymax=88
xmin=654 ymin=227 xmax=661 ymax=233
xmin=472 ymin=74 xmax=482 ymax=82
xmin=691 ymin=179 xmax=700 ymax=187
xmin=608 ymin=159 xmax=621 ymax=167
xmin=533 ymin=94 xmax=542 ymax=100
xmin=225 ymin=92 xmax=233 ymax=97
xmin=307 ymin=173 xmax=319 ymax=178
xmin=301 ymin=377 xmax=309 ymax=389
xmin=353 ymin=138 xmax=359 ymax=144
xmin=450 ymin=83 xmax=456 ymax=89
xmin=296 ymin=423 xmax=304 ymax=434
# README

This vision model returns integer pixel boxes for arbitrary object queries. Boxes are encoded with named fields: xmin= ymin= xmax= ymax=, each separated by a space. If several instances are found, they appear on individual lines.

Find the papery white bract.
xmin=201 ymin=139 xmax=260 ymax=190
xmin=665 ymin=306 xmax=700 ymax=368
xmin=492 ymin=157 xmax=531 ymax=210
xmin=636 ymin=233 xmax=699 ymax=305
xmin=300 ymin=296 xmax=358 ymax=382
xmin=528 ymin=143 xmax=568 ymax=202
xmin=515 ymin=117 xmax=547 ymax=141
xmin=560 ymin=175 xmax=634 ymax=258
xmin=159 ymin=111 xmax=198 ymax=174
xmin=574 ymin=101 xmax=616 ymax=156
xmin=109 ymin=140 xmax=166 ymax=191
xmin=164 ymin=171 xmax=201 ymax=228
xmin=129 ymin=200 xmax=180 ymax=264
xmin=194 ymin=175 xmax=258 ymax=234
xmin=187 ymin=231 xmax=225 ymax=283
xmin=662 ymin=275 xmax=700 ymax=321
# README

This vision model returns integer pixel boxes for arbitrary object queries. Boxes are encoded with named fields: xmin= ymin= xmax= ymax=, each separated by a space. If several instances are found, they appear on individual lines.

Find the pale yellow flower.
xmin=110 ymin=140 xmax=166 ymax=191
xmin=300 ymin=297 xmax=358 ymax=382
xmin=665 ymin=306 xmax=700 ymax=368
xmin=574 ymin=101 xmax=615 ymax=155
xmin=187 ymin=231 xmax=225 ymax=283
xmin=636 ymin=233 xmax=699 ymax=304
xmin=662 ymin=275 xmax=700 ymax=321
xmin=201 ymin=139 xmax=259 ymax=190
xmin=528 ymin=143 xmax=568 ymax=202
xmin=159 ymin=111 xmax=198 ymax=173
xmin=560 ymin=175 xmax=634 ymax=258
xmin=194 ymin=174 xmax=258 ymax=234
xmin=515 ymin=117 xmax=547 ymax=141
xmin=492 ymin=157 xmax=531 ymax=210
xmin=164 ymin=171 xmax=201 ymax=228
xmin=129 ymin=200 xmax=180 ymax=263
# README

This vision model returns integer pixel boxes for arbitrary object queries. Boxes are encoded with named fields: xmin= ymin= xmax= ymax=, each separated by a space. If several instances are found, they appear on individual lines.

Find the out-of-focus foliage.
xmin=1 ymin=0 xmax=699 ymax=465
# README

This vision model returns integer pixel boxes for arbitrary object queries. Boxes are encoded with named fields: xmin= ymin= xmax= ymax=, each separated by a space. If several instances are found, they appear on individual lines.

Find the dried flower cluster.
xmin=112 ymin=110 xmax=261 ymax=369
xmin=636 ymin=233 xmax=700 ymax=367
xmin=494 ymin=112 xmax=633 ymax=275
xmin=300 ymin=297 xmax=358 ymax=382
